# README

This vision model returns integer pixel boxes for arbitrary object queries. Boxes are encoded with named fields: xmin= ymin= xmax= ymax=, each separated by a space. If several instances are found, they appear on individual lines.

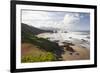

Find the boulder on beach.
xmin=64 ymin=45 xmax=75 ymax=52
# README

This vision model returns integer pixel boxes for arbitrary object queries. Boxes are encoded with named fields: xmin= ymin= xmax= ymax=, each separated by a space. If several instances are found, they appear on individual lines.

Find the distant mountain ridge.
xmin=39 ymin=26 xmax=60 ymax=31
xmin=21 ymin=23 xmax=52 ymax=35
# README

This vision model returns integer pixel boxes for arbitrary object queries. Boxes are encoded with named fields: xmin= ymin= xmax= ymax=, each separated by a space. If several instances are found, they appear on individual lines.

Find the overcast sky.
xmin=22 ymin=10 xmax=90 ymax=31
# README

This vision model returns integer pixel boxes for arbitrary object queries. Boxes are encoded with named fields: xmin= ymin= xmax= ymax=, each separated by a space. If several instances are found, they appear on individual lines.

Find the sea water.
xmin=37 ymin=31 xmax=90 ymax=48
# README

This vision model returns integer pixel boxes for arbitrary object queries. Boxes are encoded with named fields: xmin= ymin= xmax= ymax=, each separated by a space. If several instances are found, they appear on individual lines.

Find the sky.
xmin=22 ymin=10 xmax=90 ymax=31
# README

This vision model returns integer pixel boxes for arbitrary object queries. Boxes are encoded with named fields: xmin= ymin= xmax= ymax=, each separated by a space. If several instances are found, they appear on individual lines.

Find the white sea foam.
xmin=37 ymin=31 xmax=90 ymax=49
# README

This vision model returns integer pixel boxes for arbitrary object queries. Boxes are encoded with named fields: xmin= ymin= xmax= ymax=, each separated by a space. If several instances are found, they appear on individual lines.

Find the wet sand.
xmin=61 ymin=44 xmax=90 ymax=61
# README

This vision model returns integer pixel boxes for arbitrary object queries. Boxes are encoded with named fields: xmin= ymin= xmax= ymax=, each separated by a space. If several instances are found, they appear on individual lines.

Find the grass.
xmin=21 ymin=51 xmax=56 ymax=63
xmin=21 ymin=32 xmax=62 ymax=53
xmin=21 ymin=43 xmax=56 ymax=63
xmin=21 ymin=32 xmax=61 ymax=63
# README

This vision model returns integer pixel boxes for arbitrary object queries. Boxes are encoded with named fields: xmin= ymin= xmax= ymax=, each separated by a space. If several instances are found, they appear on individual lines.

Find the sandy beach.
xmin=36 ymin=32 xmax=90 ymax=61
xmin=61 ymin=44 xmax=90 ymax=61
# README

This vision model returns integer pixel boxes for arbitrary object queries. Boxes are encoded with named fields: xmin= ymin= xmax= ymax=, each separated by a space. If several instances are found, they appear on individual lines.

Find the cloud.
xmin=22 ymin=10 xmax=50 ymax=21
xmin=22 ymin=10 xmax=51 ymax=27
xmin=62 ymin=13 xmax=80 ymax=30
xmin=22 ymin=10 xmax=81 ymax=31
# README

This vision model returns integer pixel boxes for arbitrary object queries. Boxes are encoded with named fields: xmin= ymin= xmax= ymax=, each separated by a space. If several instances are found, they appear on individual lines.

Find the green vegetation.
xmin=21 ymin=52 xmax=56 ymax=63
xmin=22 ymin=32 xmax=61 ymax=53
xmin=21 ymin=29 xmax=63 ymax=63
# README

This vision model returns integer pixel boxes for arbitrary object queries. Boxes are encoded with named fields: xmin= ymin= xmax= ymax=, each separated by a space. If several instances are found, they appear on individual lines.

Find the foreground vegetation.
xmin=22 ymin=51 xmax=56 ymax=63
xmin=21 ymin=31 xmax=63 ymax=63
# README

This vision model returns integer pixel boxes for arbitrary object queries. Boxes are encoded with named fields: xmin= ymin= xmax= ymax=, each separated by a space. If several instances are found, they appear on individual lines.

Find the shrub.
xmin=21 ymin=52 xmax=56 ymax=63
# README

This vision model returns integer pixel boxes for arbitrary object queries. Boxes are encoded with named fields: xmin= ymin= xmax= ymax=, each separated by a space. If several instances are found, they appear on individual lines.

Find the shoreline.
xmin=61 ymin=44 xmax=90 ymax=61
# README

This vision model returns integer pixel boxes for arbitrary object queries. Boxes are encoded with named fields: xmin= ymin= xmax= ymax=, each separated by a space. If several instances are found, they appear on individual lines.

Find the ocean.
xmin=37 ymin=31 xmax=90 ymax=49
